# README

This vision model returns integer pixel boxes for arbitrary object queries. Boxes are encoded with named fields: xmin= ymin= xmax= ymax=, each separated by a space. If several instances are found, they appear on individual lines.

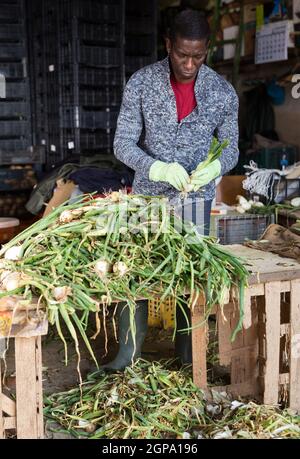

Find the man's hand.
xmin=190 ymin=159 xmax=221 ymax=191
xmin=149 ymin=160 xmax=189 ymax=191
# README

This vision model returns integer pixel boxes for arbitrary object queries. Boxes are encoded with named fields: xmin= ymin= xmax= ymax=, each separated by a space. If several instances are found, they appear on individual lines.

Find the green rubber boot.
xmin=100 ymin=300 xmax=148 ymax=371
xmin=175 ymin=302 xmax=192 ymax=364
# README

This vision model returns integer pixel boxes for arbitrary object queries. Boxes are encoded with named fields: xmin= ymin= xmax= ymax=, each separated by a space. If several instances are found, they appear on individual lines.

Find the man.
xmin=102 ymin=9 xmax=239 ymax=371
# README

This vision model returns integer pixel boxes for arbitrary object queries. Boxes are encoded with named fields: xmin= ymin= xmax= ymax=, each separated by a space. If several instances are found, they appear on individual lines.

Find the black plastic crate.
xmin=61 ymin=107 xmax=109 ymax=129
xmin=60 ymin=85 xmax=122 ymax=107
xmin=126 ymin=0 xmax=156 ymax=16
xmin=60 ymin=107 xmax=119 ymax=129
xmin=0 ymin=4 xmax=22 ymax=20
xmin=0 ymin=137 xmax=30 ymax=150
xmin=80 ymin=66 xmax=123 ymax=86
xmin=0 ymin=145 xmax=45 ymax=165
xmin=210 ymin=212 xmax=273 ymax=244
xmin=126 ymin=35 xmax=156 ymax=55
xmin=80 ymin=129 xmax=114 ymax=150
xmin=77 ymin=45 xmax=122 ymax=66
xmin=0 ymin=101 xmax=27 ymax=117
xmin=125 ymin=16 xmax=154 ymax=35
xmin=0 ymin=120 xmax=29 ymax=137
xmin=0 ymin=23 xmax=23 ymax=40
xmin=61 ymin=66 xmax=123 ymax=87
xmin=125 ymin=55 xmax=154 ymax=73
xmin=5 ymin=81 xmax=28 ymax=99
xmin=0 ymin=61 xmax=25 ymax=78
xmin=0 ymin=43 xmax=26 ymax=60
xmin=79 ymin=87 xmax=122 ymax=106
xmin=61 ymin=1 xmax=121 ymax=24
xmin=78 ymin=22 xmax=119 ymax=44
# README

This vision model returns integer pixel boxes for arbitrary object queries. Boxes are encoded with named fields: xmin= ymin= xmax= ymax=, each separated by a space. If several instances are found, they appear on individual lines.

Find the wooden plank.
xmin=0 ymin=359 xmax=3 ymax=439
xmin=0 ymin=296 xmax=45 ymax=312
xmin=248 ymin=281 xmax=290 ymax=297
xmin=264 ymin=281 xmax=281 ymax=405
xmin=1 ymin=393 xmax=16 ymax=417
xmin=222 ymin=245 xmax=300 ymax=284
xmin=209 ymin=379 xmax=260 ymax=399
xmin=15 ymin=337 xmax=38 ymax=439
xmin=191 ymin=298 xmax=207 ymax=389
xmin=217 ymin=303 xmax=234 ymax=366
xmin=35 ymin=337 xmax=44 ymax=439
xmin=243 ymin=288 xmax=252 ymax=329
xmin=280 ymin=281 xmax=291 ymax=293
xmin=290 ymin=279 xmax=300 ymax=411
xmin=4 ymin=417 xmax=16 ymax=430
xmin=230 ymin=306 xmax=244 ymax=350
xmin=257 ymin=295 xmax=266 ymax=394
xmin=249 ymin=284 xmax=264 ymax=296
xmin=230 ymin=297 xmax=257 ymax=392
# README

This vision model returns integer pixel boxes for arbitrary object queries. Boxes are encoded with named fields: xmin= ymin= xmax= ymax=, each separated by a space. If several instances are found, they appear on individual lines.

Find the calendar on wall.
xmin=255 ymin=21 xmax=289 ymax=64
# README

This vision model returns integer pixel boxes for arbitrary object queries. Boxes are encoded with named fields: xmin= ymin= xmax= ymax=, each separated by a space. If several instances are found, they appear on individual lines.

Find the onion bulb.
xmin=113 ymin=261 xmax=128 ymax=277
xmin=59 ymin=209 xmax=83 ymax=223
xmin=1 ymin=272 xmax=22 ymax=291
xmin=59 ymin=210 xmax=73 ymax=223
xmin=242 ymin=201 xmax=252 ymax=211
xmin=237 ymin=195 xmax=248 ymax=206
xmin=291 ymin=197 xmax=300 ymax=207
xmin=236 ymin=195 xmax=252 ymax=211
xmin=94 ymin=259 xmax=111 ymax=278
xmin=252 ymin=201 xmax=264 ymax=208
xmin=52 ymin=286 xmax=72 ymax=302
xmin=236 ymin=205 xmax=246 ymax=214
xmin=4 ymin=245 xmax=23 ymax=261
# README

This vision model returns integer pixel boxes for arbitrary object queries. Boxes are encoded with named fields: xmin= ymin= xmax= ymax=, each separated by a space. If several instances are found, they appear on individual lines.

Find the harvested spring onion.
xmin=184 ymin=138 xmax=229 ymax=194
xmin=44 ymin=358 xmax=300 ymax=440
xmin=0 ymin=192 xmax=249 ymax=368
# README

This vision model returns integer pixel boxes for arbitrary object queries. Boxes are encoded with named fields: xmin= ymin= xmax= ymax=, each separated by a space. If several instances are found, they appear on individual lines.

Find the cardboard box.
xmin=216 ymin=175 xmax=246 ymax=206
xmin=43 ymin=180 xmax=76 ymax=217
xmin=223 ymin=25 xmax=245 ymax=59
xmin=220 ymin=13 xmax=235 ymax=30
xmin=244 ymin=3 xmax=257 ymax=24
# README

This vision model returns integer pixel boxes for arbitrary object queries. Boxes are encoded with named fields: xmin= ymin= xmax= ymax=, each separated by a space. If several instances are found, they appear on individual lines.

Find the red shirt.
xmin=170 ymin=75 xmax=197 ymax=122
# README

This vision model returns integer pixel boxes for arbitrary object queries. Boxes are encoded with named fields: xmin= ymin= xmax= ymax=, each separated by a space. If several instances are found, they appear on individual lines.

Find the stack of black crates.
xmin=27 ymin=0 xmax=157 ymax=169
xmin=0 ymin=0 xmax=32 ymax=163
xmin=125 ymin=0 xmax=157 ymax=80
xmin=28 ymin=0 xmax=126 ymax=168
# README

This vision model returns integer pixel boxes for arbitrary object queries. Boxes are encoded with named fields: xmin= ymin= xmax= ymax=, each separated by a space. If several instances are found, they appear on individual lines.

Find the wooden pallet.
xmin=0 ymin=296 xmax=47 ymax=439
xmin=191 ymin=245 xmax=300 ymax=410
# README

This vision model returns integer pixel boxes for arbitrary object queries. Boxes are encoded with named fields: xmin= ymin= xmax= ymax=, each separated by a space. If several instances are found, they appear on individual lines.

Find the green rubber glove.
xmin=149 ymin=160 xmax=189 ymax=191
xmin=190 ymin=159 xmax=221 ymax=191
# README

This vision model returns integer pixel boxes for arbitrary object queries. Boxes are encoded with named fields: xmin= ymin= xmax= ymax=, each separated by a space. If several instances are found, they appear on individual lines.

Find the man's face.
xmin=166 ymin=36 xmax=208 ymax=83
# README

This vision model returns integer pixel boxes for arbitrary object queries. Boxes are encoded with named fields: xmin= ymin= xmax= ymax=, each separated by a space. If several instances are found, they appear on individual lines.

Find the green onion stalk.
xmin=0 ymin=192 xmax=249 ymax=369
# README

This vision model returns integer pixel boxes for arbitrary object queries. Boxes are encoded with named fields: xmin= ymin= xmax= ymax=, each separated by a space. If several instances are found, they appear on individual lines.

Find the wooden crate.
xmin=191 ymin=245 xmax=300 ymax=410
xmin=0 ymin=297 xmax=47 ymax=439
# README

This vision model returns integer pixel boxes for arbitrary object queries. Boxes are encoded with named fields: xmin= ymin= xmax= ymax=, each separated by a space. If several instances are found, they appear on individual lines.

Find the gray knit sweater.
xmin=114 ymin=57 xmax=239 ymax=201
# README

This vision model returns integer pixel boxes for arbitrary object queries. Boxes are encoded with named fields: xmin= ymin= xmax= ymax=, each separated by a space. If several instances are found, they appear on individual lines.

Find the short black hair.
xmin=168 ymin=9 xmax=210 ymax=43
